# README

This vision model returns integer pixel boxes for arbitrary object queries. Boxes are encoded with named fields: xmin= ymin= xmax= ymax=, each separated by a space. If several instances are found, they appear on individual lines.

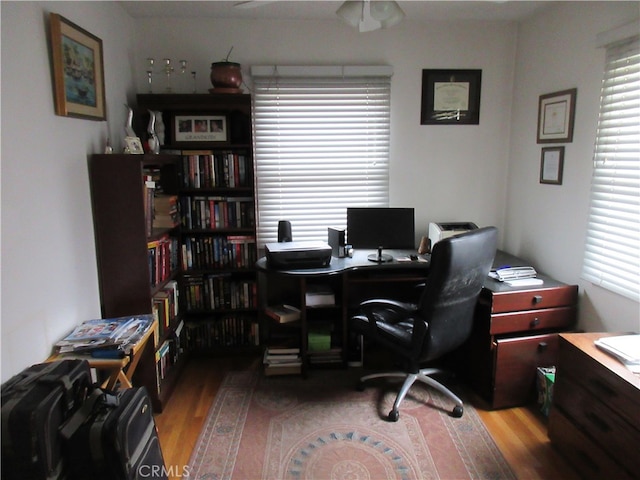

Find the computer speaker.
xmin=277 ymin=220 xmax=293 ymax=242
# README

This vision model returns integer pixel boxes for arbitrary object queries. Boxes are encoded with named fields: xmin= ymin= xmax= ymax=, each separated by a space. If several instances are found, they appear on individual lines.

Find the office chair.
xmin=350 ymin=226 xmax=498 ymax=421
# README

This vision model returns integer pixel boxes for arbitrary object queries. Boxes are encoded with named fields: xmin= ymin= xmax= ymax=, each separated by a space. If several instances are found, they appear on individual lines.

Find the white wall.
xmin=506 ymin=2 xmax=640 ymax=333
xmin=0 ymin=1 xmax=136 ymax=381
xmin=132 ymin=16 xmax=518 ymax=241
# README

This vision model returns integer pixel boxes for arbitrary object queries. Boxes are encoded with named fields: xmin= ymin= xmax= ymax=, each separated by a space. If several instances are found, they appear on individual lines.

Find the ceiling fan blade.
xmin=234 ymin=0 xmax=278 ymax=8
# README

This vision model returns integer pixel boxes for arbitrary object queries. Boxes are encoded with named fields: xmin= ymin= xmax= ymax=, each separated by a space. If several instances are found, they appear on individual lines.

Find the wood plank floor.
xmin=154 ymin=357 xmax=579 ymax=480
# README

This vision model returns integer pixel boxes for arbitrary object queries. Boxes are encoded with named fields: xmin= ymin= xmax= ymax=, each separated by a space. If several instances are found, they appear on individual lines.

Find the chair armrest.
xmin=359 ymin=298 xmax=417 ymax=314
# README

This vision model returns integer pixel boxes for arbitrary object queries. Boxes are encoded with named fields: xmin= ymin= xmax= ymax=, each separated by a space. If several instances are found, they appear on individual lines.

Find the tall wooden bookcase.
xmin=89 ymin=153 xmax=184 ymax=412
xmin=136 ymin=93 xmax=260 ymax=356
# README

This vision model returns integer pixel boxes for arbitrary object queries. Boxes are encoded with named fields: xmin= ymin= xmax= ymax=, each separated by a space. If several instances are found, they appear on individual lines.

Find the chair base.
xmin=358 ymin=367 xmax=464 ymax=422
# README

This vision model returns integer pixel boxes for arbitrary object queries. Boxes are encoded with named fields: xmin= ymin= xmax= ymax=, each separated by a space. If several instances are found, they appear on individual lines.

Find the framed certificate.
xmin=540 ymin=147 xmax=565 ymax=185
xmin=421 ymin=69 xmax=482 ymax=125
xmin=537 ymin=88 xmax=577 ymax=143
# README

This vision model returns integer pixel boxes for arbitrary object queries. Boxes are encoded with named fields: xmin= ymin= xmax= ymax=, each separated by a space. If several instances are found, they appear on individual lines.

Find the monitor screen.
xmin=346 ymin=207 xmax=415 ymax=249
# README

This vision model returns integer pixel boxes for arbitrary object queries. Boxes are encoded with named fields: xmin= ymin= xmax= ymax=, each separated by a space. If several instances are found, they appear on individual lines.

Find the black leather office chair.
xmin=350 ymin=226 xmax=498 ymax=421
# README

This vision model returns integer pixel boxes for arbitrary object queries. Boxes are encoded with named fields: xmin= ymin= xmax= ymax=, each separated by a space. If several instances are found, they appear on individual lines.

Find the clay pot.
xmin=210 ymin=62 xmax=242 ymax=90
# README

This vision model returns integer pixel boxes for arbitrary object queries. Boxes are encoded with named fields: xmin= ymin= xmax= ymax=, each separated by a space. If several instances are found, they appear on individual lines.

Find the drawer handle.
xmin=530 ymin=317 xmax=540 ymax=328
xmin=537 ymin=342 xmax=548 ymax=352
xmin=585 ymin=411 xmax=612 ymax=433
xmin=532 ymin=295 xmax=543 ymax=304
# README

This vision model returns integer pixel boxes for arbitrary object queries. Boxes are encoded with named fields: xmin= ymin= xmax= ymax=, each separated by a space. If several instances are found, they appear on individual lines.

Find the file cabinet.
xmin=465 ymin=252 xmax=578 ymax=409
xmin=549 ymin=333 xmax=640 ymax=479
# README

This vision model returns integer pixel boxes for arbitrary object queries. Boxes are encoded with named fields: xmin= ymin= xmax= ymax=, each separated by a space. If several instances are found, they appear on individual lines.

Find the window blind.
xmin=582 ymin=35 xmax=640 ymax=302
xmin=252 ymin=66 xmax=392 ymax=246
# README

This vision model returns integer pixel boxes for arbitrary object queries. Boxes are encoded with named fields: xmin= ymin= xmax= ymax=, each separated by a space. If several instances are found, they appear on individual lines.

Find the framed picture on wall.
xmin=49 ymin=13 xmax=106 ymax=120
xmin=537 ymin=88 xmax=577 ymax=143
xmin=540 ymin=146 xmax=565 ymax=185
xmin=420 ymin=69 xmax=482 ymax=125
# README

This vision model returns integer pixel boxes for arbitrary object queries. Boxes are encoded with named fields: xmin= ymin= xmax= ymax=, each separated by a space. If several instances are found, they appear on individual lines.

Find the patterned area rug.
xmin=187 ymin=367 xmax=515 ymax=480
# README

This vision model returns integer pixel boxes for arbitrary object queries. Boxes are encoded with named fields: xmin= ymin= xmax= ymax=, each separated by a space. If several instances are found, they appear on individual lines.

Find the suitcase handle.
xmin=59 ymin=388 xmax=119 ymax=440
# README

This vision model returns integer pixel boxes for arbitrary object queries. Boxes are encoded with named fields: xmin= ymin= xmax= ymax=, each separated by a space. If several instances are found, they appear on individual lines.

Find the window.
xmin=251 ymin=66 xmax=392 ymax=245
xmin=582 ymin=29 xmax=640 ymax=302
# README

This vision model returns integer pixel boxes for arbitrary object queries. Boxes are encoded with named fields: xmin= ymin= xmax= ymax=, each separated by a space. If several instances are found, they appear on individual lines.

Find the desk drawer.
xmin=548 ymin=408 xmax=634 ymax=480
xmin=489 ymin=306 xmax=575 ymax=335
xmin=487 ymin=284 xmax=577 ymax=313
xmin=492 ymin=333 xmax=558 ymax=408
xmin=557 ymin=340 xmax=640 ymax=427
xmin=554 ymin=375 xmax=640 ymax=472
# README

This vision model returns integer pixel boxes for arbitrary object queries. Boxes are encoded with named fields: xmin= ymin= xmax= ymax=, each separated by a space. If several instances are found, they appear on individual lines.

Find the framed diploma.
xmin=540 ymin=146 xmax=565 ymax=185
xmin=537 ymin=88 xmax=577 ymax=143
xmin=421 ymin=69 xmax=481 ymax=125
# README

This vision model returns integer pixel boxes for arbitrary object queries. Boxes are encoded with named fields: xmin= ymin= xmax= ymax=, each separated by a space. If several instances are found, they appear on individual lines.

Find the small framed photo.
xmin=537 ymin=88 xmax=577 ymax=143
xmin=49 ymin=13 xmax=106 ymax=120
xmin=173 ymin=115 xmax=227 ymax=144
xmin=421 ymin=69 xmax=482 ymax=125
xmin=540 ymin=147 xmax=565 ymax=185
xmin=124 ymin=136 xmax=144 ymax=154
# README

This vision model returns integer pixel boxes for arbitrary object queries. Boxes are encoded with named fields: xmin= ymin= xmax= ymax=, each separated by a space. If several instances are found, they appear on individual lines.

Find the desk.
xmin=48 ymin=319 xmax=158 ymax=390
xmin=257 ymin=249 xmax=431 ymax=373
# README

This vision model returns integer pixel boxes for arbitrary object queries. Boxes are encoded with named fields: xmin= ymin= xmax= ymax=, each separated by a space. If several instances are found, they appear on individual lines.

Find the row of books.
xmin=152 ymin=279 xmax=179 ymax=339
xmin=181 ymin=235 xmax=257 ymax=270
xmin=184 ymin=317 xmax=260 ymax=350
xmin=155 ymin=320 xmax=185 ymax=395
xmin=148 ymin=235 xmax=179 ymax=287
xmin=183 ymin=274 xmax=257 ymax=312
xmin=181 ymin=151 xmax=252 ymax=189
xmin=179 ymin=195 xmax=255 ymax=230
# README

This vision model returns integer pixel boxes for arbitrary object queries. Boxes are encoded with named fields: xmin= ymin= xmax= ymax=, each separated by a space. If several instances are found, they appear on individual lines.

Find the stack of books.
xmin=153 ymin=194 xmax=179 ymax=229
xmin=263 ymin=347 xmax=302 ymax=376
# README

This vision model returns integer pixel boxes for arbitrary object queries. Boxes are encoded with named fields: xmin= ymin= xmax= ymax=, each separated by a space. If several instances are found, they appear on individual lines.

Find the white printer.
xmin=428 ymin=222 xmax=478 ymax=247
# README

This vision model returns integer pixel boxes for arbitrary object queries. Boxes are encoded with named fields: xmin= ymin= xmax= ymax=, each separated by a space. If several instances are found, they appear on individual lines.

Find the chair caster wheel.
xmin=452 ymin=405 xmax=464 ymax=418
xmin=388 ymin=410 xmax=399 ymax=422
xmin=356 ymin=381 xmax=366 ymax=392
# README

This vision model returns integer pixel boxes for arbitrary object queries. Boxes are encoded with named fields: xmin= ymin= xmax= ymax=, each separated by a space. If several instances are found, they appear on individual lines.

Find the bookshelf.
xmin=89 ymin=153 xmax=185 ymax=412
xmin=137 ymin=93 xmax=260 ymax=356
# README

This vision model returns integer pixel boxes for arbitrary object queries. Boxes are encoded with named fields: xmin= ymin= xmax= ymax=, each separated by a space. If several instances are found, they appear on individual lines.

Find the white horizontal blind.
xmin=582 ymin=36 xmax=640 ymax=302
xmin=252 ymin=68 xmax=391 ymax=245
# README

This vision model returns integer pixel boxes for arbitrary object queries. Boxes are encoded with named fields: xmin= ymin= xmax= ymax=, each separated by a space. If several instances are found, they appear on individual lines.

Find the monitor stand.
xmin=368 ymin=246 xmax=393 ymax=263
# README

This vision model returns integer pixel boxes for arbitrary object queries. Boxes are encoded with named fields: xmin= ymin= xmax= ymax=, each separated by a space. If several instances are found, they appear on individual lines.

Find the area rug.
xmin=187 ymin=366 xmax=515 ymax=480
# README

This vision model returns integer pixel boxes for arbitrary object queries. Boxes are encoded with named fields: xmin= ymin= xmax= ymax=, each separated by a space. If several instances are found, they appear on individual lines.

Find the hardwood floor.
xmin=154 ymin=357 xmax=579 ymax=479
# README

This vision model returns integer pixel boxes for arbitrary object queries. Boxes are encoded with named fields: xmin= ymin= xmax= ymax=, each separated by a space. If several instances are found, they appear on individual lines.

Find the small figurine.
xmin=147 ymin=110 xmax=160 ymax=154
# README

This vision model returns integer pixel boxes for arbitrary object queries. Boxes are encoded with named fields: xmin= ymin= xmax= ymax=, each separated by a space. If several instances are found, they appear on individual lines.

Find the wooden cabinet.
xmin=464 ymin=251 xmax=578 ymax=409
xmin=549 ymin=333 xmax=640 ymax=479
xmin=137 ymin=93 xmax=259 ymax=356
xmin=89 ymin=153 xmax=185 ymax=412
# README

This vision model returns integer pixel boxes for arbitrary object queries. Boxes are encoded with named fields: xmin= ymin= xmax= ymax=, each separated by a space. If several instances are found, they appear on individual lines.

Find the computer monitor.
xmin=346 ymin=207 xmax=415 ymax=249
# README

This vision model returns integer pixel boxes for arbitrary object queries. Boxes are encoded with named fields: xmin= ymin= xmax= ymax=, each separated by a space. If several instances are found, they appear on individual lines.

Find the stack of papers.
xmin=56 ymin=315 xmax=153 ymax=355
xmin=594 ymin=334 xmax=640 ymax=373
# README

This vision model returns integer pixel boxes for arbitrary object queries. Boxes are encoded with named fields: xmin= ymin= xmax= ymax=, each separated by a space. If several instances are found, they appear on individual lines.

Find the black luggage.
xmin=1 ymin=359 xmax=93 ymax=480
xmin=63 ymin=386 xmax=167 ymax=480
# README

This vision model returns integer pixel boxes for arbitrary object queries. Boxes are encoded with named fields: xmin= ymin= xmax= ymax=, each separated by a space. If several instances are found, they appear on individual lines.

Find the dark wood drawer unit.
xmin=464 ymin=251 xmax=578 ymax=409
xmin=549 ymin=333 xmax=640 ymax=480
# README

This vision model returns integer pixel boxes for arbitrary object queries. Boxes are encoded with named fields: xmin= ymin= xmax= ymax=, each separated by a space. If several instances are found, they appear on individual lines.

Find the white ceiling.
xmin=118 ymin=1 xmax=554 ymax=22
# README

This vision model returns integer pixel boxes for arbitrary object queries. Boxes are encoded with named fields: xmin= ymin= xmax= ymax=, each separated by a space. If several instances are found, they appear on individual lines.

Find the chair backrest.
xmin=417 ymin=226 xmax=498 ymax=362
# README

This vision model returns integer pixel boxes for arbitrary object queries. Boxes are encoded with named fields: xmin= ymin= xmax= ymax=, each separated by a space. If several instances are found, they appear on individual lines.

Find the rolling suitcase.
xmin=1 ymin=359 xmax=93 ymax=480
xmin=63 ymin=386 xmax=167 ymax=480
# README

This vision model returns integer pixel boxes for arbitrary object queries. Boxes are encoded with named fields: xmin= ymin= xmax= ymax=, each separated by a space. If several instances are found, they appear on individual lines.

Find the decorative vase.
xmin=209 ymin=62 xmax=242 ymax=93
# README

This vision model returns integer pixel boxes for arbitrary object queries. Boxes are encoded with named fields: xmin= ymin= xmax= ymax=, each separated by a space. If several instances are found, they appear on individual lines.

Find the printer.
xmin=265 ymin=241 xmax=332 ymax=269
xmin=428 ymin=222 xmax=478 ymax=247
